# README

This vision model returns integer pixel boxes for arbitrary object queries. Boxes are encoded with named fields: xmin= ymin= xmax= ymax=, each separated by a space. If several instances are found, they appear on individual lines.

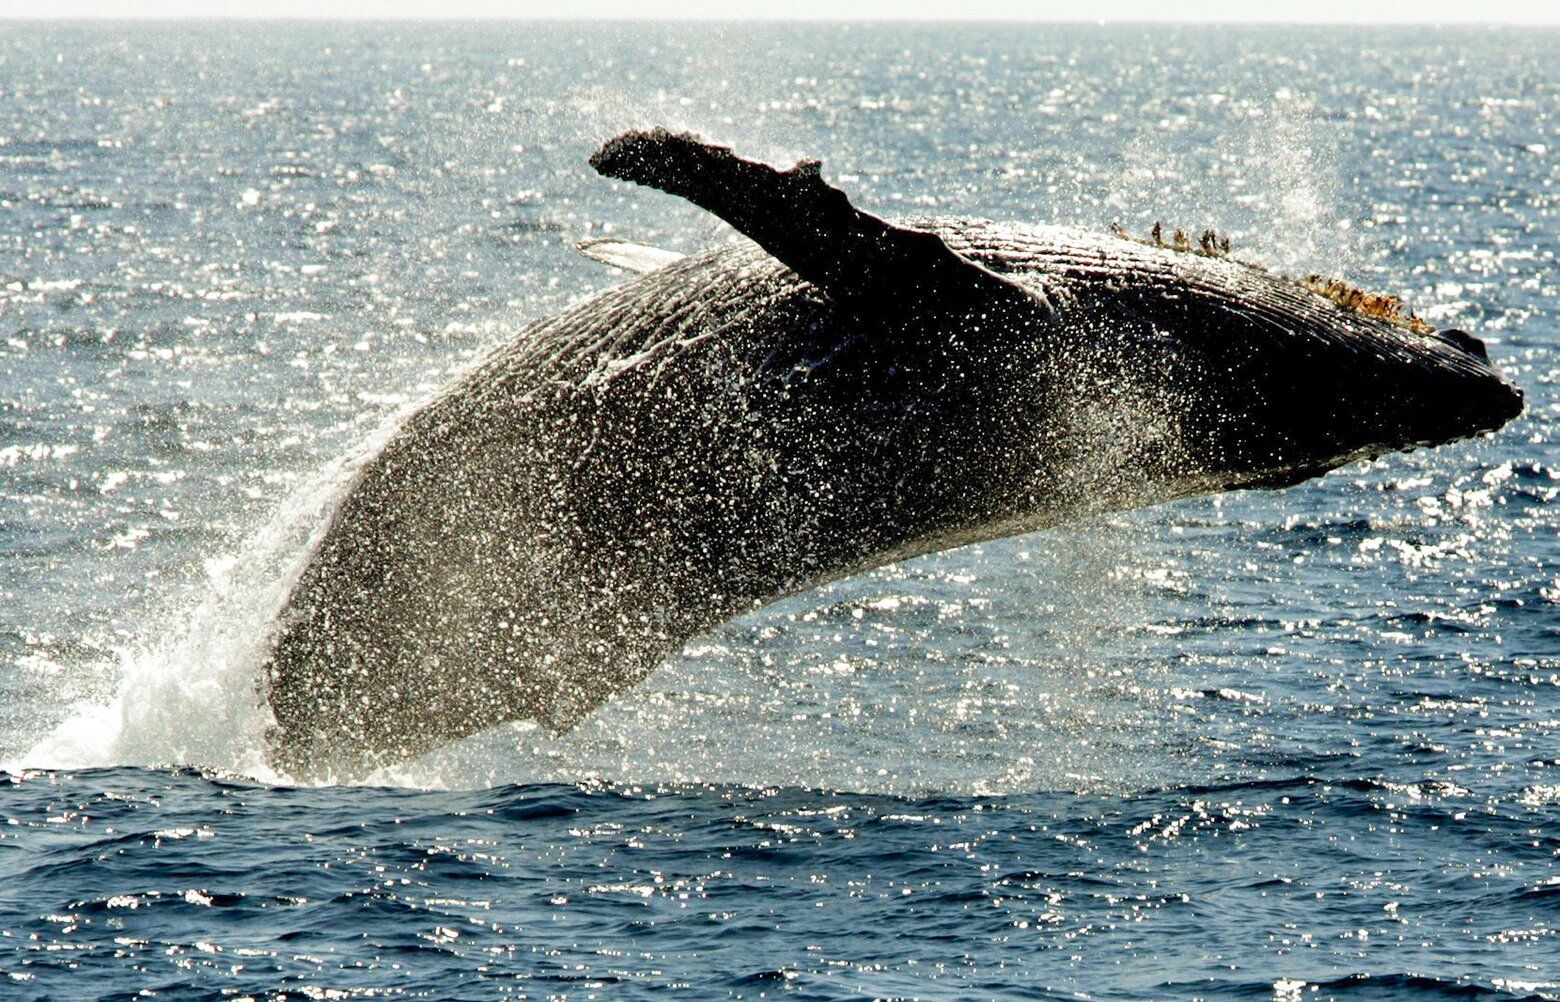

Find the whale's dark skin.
xmin=263 ymin=128 xmax=1523 ymax=781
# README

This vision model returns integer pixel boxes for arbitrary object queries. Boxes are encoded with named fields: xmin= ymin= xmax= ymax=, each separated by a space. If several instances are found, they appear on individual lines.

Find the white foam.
xmin=12 ymin=413 xmax=410 ymax=785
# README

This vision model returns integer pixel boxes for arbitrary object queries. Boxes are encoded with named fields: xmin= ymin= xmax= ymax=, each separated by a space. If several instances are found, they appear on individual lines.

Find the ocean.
xmin=0 ymin=20 xmax=1554 ymax=999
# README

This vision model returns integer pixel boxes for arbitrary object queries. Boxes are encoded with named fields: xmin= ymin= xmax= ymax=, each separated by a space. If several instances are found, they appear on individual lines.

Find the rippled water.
xmin=0 ymin=21 xmax=1555 ymax=999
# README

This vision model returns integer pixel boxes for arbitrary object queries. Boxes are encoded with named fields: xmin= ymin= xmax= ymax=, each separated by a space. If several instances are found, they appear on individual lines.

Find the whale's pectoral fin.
xmin=576 ymin=236 xmax=687 ymax=274
xmin=590 ymin=128 xmax=1053 ymax=320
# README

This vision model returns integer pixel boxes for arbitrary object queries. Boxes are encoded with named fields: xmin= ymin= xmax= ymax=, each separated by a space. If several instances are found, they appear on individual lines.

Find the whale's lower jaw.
xmin=260 ymin=130 xmax=1522 ymax=783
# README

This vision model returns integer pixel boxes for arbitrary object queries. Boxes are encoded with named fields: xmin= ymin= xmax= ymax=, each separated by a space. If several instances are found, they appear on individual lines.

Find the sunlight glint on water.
xmin=0 ymin=22 xmax=1553 ymax=1000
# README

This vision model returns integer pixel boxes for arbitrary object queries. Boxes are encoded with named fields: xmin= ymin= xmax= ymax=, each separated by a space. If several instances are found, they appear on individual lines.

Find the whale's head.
xmin=915 ymin=221 xmax=1525 ymax=520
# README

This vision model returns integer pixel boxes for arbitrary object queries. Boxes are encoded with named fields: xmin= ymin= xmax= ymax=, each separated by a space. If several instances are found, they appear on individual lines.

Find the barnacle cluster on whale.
xmin=1107 ymin=219 xmax=1434 ymax=334
xmin=1110 ymin=219 xmax=1232 ymax=257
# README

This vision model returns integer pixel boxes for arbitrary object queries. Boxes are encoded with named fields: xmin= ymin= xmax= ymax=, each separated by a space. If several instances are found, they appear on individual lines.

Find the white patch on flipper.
xmin=576 ymin=237 xmax=685 ymax=274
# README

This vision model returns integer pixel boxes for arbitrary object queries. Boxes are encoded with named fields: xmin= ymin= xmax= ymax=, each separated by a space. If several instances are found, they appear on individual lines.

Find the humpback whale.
xmin=263 ymin=128 xmax=1523 ymax=781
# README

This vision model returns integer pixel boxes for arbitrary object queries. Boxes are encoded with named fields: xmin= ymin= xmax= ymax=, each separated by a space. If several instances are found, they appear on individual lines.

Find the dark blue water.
xmin=0 ymin=21 xmax=1555 ymax=999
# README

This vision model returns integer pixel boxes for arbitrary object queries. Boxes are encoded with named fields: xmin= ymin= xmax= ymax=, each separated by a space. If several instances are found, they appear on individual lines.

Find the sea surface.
xmin=0 ymin=20 xmax=1555 ymax=1000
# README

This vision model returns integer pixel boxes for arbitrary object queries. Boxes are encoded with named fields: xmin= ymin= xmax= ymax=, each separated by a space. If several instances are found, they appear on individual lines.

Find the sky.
xmin=5 ymin=0 xmax=1559 ymax=23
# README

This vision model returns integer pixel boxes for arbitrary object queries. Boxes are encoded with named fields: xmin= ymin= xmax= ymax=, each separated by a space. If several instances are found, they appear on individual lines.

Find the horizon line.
xmin=4 ymin=15 xmax=1558 ymax=25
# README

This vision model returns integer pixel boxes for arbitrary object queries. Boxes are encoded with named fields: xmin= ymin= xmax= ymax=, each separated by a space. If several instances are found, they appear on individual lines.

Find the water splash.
xmin=15 ymin=405 xmax=1183 ymax=798
xmin=12 ymin=417 xmax=410 ymax=784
